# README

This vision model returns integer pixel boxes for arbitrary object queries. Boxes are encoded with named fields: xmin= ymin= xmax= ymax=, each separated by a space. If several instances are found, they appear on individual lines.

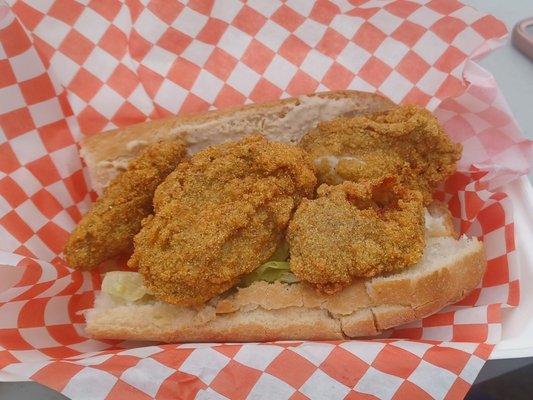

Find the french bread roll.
xmin=80 ymin=91 xmax=486 ymax=342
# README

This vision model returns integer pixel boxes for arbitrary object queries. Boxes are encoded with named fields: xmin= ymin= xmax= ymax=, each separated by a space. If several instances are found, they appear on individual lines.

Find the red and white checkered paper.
xmin=0 ymin=1 xmax=532 ymax=399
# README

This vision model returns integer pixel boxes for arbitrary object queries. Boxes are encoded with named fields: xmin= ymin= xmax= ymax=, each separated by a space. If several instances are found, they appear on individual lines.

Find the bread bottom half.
xmin=86 ymin=234 xmax=485 ymax=342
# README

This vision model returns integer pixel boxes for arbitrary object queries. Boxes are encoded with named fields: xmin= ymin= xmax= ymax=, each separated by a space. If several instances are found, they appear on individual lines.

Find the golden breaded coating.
xmin=64 ymin=139 xmax=187 ymax=270
xmin=129 ymin=135 xmax=317 ymax=306
xmin=288 ymin=178 xmax=425 ymax=293
xmin=300 ymin=105 xmax=462 ymax=204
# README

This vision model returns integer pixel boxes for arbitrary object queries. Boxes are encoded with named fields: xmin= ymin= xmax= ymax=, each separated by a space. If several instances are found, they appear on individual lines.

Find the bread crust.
xmin=86 ymin=307 xmax=345 ymax=342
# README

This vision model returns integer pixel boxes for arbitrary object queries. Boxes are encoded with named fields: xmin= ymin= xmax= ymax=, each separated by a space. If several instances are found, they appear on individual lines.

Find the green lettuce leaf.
xmin=101 ymin=271 xmax=150 ymax=302
xmin=239 ymin=261 xmax=299 ymax=287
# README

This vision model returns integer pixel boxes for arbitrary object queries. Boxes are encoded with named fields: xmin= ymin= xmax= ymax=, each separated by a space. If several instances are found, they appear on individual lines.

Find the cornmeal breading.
xmin=288 ymin=178 xmax=425 ymax=293
xmin=300 ymin=105 xmax=462 ymax=204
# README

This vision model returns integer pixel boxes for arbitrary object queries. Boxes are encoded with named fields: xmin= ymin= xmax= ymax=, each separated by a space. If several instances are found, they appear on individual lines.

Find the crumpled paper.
xmin=0 ymin=1 xmax=531 ymax=399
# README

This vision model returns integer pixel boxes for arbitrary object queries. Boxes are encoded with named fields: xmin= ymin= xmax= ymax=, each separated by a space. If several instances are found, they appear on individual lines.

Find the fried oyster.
xmin=288 ymin=177 xmax=425 ymax=293
xmin=129 ymin=135 xmax=317 ymax=306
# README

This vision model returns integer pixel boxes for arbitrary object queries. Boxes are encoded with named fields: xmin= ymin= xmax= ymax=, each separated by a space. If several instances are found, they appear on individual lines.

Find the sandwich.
xmin=64 ymin=91 xmax=485 ymax=342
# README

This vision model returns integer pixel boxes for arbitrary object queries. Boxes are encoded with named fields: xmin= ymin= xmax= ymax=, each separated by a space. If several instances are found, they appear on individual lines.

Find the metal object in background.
xmin=512 ymin=18 xmax=533 ymax=60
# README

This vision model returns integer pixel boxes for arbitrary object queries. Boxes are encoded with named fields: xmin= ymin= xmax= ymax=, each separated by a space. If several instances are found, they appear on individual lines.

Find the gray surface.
xmin=464 ymin=0 xmax=533 ymax=140
xmin=474 ymin=357 xmax=533 ymax=384
xmin=1 ymin=1 xmax=531 ymax=399
xmin=0 ymin=382 xmax=68 ymax=400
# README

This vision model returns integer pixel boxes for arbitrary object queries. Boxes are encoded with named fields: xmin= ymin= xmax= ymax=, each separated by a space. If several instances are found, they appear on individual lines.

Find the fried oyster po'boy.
xmin=64 ymin=91 xmax=484 ymax=342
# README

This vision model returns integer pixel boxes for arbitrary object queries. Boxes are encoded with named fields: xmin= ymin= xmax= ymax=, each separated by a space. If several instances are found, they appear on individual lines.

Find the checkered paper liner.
xmin=0 ymin=1 xmax=532 ymax=399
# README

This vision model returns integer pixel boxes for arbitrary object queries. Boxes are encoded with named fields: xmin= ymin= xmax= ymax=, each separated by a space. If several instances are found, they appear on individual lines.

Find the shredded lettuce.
xmin=101 ymin=271 xmax=150 ymax=302
xmin=239 ymin=241 xmax=299 ymax=287
xmin=237 ymin=241 xmax=299 ymax=287
xmin=102 ymin=241 xmax=297 ymax=298
xmin=239 ymin=261 xmax=299 ymax=287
